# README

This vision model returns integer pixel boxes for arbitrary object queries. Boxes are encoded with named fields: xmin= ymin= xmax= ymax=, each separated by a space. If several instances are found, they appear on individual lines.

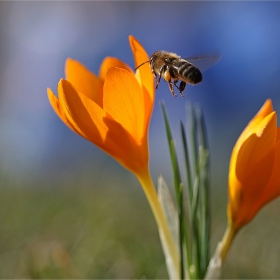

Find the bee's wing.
xmin=184 ymin=55 xmax=221 ymax=72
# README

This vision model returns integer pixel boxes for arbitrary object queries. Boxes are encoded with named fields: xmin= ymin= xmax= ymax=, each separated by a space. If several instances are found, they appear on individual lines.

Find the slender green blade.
xmin=196 ymin=106 xmax=211 ymax=277
xmin=160 ymin=101 xmax=185 ymax=279
xmin=186 ymin=103 xmax=198 ymax=185
xmin=179 ymin=120 xmax=193 ymax=275
xmin=191 ymin=146 xmax=205 ymax=279
xmin=197 ymin=105 xmax=209 ymax=150
xmin=160 ymin=101 xmax=211 ymax=280
xmin=180 ymin=121 xmax=193 ymax=201
xmin=160 ymin=102 xmax=181 ymax=190
xmin=200 ymin=148 xmax=210 ymax=277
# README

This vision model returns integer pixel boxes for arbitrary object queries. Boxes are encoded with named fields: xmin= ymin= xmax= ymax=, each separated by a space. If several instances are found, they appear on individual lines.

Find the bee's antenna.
xmin=135 ymin=60 xmax=150 ymax=71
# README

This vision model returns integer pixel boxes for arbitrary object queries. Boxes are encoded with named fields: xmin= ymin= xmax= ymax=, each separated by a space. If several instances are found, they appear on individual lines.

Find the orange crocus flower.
xmin=47 ymin=36 xmax=179 ymax=276
xmin=47 ymin=36 xmax=154 ymax=175
xmin=220 ymin=99 xmax=280 ymax=261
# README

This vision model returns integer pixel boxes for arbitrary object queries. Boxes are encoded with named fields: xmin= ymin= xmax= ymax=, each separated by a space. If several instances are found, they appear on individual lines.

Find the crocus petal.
xmin=99 ymin=57 xmax=133 ymax=81
xmin=257 ymin=141 xmax=280 ymax=207
xmin=276 ymin=127 xmax=280 ymax=142
xmin=65 ymin=58 xmax=103 ymax=107
xmin=229 ymin=112 xmax=277 ymax=226
xmin=129 ymin=35 xmax=154 ymax=103
xmin=129 ymin=35 xmax=155 ymax=132
xmin=48 ymin=36 xmax=154 ymax=175
xmin=228 ymin=99 xmax=280 ymax=229
xmin=47 ymin=87 xmax=82 ymax=136
xmin=238 ymin=99 xmax=273 ymax=143
xmin=230 ymin=147 xmax=275 ymax=228
xmin=58 ymin=79 xmax=107 ymax=146
xmin=103 ymin=116 xmax=148 ymax=173
xmin=57 ymin=78 xmax=148 ymax=174
xmin=234 ymin=112 xmax=276 ymax=181
xmin=103 ymin=67 xmax=145 ymax=143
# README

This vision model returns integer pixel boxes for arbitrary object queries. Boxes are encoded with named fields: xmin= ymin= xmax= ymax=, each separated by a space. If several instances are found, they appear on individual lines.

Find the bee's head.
xmin=135 ymin=51 xmax=160 ymax=71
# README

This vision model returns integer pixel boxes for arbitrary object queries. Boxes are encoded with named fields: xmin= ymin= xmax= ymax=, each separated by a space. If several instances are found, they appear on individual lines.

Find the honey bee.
xmin=135 ymin=50 xmax=220 ymax=97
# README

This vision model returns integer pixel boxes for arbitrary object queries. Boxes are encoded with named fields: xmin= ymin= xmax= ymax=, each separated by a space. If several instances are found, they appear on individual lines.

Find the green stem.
xmin=220 ymin=223 xmax=238 ymax=262
xmin=136 ymin=167 xmax=180 ymax=278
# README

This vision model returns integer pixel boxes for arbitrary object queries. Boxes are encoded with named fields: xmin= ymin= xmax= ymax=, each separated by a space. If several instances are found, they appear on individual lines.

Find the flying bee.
xmin=135 ymin=50 xmax=220 ymax=97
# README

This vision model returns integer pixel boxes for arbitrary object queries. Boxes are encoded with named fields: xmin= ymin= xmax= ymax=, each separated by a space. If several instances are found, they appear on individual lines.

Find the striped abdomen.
xmin=174 ymin=60 xmax=203 ymax=84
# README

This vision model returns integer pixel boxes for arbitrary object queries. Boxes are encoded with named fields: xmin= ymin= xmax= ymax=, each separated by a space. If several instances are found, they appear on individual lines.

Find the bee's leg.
xmin=167 ymin=80 xmax=177 ymax=97
xmin=155 ymin=65 xmax=167 ymax=90
xmin=178 ymin=81 xmax=186 ymax=98
xmin=155 ymin=73 xmax=161 ymax=89
xmin=162 ymin=66 xmax=177 ymax=97
xmin=173 ymin=80 xmax=184 ymax=97
xmin=174 ymin=80 xmax=180 ymax=90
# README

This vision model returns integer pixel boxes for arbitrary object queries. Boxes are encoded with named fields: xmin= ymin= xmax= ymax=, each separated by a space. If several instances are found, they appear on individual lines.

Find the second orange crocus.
xmin=228 ymin=99 xmax=280 ymax=229
xmin=220 ymin=99 xmax=280 ymax=261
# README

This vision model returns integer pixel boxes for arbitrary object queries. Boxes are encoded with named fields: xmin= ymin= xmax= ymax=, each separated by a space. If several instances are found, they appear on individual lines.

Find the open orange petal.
xmin=103 ymin=116 xmax=148 ymax=173
xmin=57 ymin=79 xmax=147 ymax=173
xmin=58 ymin=79 xmax=107 ymax=146
xmin=99 ymin=57 xmax=133 ymax=81
xmin=276 ymin=127 xmax=280 ymax=142
xmin=65 ymin=58 xmax=103 ymax=107
xmin=129 ymin=36 xmax=155 ymax=132
xmin=103 ymin=67 xmax=146 ymax=143
xmin=129 ymin=36 xmax=154 ymax=104
xmin=47 ymin=87 xmax=82 ymax=136
xmin=48 ymin=36 xmax=153 ymax=175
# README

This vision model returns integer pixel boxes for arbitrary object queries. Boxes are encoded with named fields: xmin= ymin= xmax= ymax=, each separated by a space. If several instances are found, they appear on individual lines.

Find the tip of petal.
xmin=47 ymin=87 xmax=53 ymax=96
xmin=128 ymin=36 xmax=148 ymax=65
xmin=99 ymin=57 xmax=133 ymax=81
xmin=128 ymin=35 xmax=138 ymax=53
xmin=257 ymin=99 xmax=274 ymax=118
xmin=128 ymin=35 xmax=155 ymax=107
xmin=65 ymin=58 xmax=84 ymax=79
xmin=65 ymin=57 xmax=75 ymax=68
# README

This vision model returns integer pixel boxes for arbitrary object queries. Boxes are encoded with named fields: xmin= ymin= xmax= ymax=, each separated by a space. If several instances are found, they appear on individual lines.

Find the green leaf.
xmin=186 ymin=103 xmax=198 ymax=184
xmin=180 ymin=121 xmax=193 ymax=201
xmin=160 ymin=101 xmax=185 ymax=280
xmin=160 ymin=101 xmax=211 ymax=280
xmin=196 ymin=106 xmax=211 ymax=277
xmin=158 ymin=175 xmax=179 ymax=253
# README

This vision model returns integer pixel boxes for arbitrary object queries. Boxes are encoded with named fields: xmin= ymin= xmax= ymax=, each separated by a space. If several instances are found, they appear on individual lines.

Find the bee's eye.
xmin=166 ymin=57 xmax=176 ymax=63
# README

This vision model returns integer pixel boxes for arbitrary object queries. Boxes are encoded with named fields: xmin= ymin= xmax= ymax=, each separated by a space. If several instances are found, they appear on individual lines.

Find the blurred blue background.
xmin=0 ymin=1 xmax=280 ymax=278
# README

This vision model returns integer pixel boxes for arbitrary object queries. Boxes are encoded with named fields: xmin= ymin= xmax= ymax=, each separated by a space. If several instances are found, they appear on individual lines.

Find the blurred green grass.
xmin=0 ymin=173 xmax=279 ymax=278
xmin=0 ymin=176 xmax=167 ymax=279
